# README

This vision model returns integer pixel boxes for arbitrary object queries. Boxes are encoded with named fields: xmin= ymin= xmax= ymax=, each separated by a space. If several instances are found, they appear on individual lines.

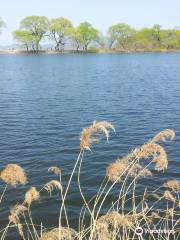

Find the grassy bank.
xmin=0 ymin=49 xmax=180 ymax=55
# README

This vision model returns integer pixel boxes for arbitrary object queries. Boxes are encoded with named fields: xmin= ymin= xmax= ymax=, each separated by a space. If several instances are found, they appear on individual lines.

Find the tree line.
xmin=1 ymin=16 xmax=180 ymax=52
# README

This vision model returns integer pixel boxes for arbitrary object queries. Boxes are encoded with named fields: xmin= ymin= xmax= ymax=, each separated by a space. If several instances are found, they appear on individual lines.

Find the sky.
xmin=0 ymin=0 xmax=180 ymax=45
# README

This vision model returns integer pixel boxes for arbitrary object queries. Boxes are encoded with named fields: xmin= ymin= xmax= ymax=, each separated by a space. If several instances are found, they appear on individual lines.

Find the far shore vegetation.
xmin=1 ymin=16 xmax=180 ymax=54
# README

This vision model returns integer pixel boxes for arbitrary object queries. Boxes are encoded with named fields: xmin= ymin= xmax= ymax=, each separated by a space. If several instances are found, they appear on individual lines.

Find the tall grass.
xmin=0 ymin=121 xmax=179 ymax=240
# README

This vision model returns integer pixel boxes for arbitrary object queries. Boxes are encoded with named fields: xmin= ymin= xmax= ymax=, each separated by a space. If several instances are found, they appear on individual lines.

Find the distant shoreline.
xmin=0 ymin=49 xmax=180 ymax=55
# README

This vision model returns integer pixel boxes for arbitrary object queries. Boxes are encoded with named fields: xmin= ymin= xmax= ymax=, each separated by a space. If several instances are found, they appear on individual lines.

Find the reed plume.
xmin=24 ymin=187 xmax=40 ymax=207
xmin=43 ymin=180 xmax=63 ymax=195
xmin=106 ymin=153 xmax=152 ymax=182
xmin=9 ymin=204 xmax=27 ymax=237
xmin=94 ymin=209 xmax=148 ymax=239
xmin=0 ymin=164 xmax=27 ymax=186
xmin=40 ymin=227 xmax=77 ymax=240
xmin=48 ymin=166 xmax=61 ymax=176
xmin=146 ymin=211 xmax=161 ymax=224
xmin=107 ymin=129 xmax=175 ymax=182
xmin=151 ymin=129 xmax=175 ymax=143
xmin=94 ymin=211 xmax=134 ymax=240
xmin=150 ymin=211 xmax=160 ymax=219
xmin=9 ymin=204 xmax=27 ymax=224
xmin=0 ymin=125 xmax=178 ymax=240
xmin=163 ymin=180 xmax=180 ymax=192
xmin=165 ymin=208 xmax=174 ymax=217
xmin=163 ymin=190 xmax=175 ymax=202
xmin=80 ymin=121 xmax=115 ymax=151
xmin=106 ymin=153 xmax=134 ymax=182
xmin=134 ymin=143 xmax=168 ymax=171
xmin=128 ymin=164 xmax=152 ymax=177
xmin=97 ymin=211 xmax=135 ymax=229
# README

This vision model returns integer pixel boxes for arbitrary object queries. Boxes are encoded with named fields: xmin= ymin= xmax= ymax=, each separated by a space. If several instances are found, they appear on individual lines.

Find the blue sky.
xmin=0 ymin=0 xmax=180 ymax=45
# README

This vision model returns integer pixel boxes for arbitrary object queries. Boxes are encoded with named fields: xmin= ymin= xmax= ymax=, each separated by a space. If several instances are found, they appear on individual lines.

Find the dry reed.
xmin=163 ymin=190 xmax=175 ymax=202
xmin=150 ymin=211 xmax=160 ymax=219
xmin=48 ymin=166 xmax=61 ymax=176
xmin=24 ymin=187 xmax=40 ymax=207
xmin=97 ymin=211 xmax=133 ymax=228
xmin=106 ymin=153 xmax=134 ymax=182
xmin=94 ymin=211 xmax=133 ymax=240
xmin=1 ymin=125 xmax=179 ymax=240
xmin=165 ymin=208 xmax=174 ymax=217
xmin=43 ymin=180 xmax=63 ymax=195
xmin=9 ymin=204 xmax=27 ymax=237
xmin=163 ymin=180 xmax=180 ymax=192
xmin=40 ymin=227 xmax=77 ymax=240
xmin=94 ymin=210 xmax=148 ymax=239
xmin=151 ymin=129 xmax=176 ymax=143
xmin=106 ymin=153 xmax=152 ymax=182
xmin=96 ymin=210 xmax=147 ymax=229
xmin=107 ymin=129 xmax=175 ymax=183
xmin=128 ymin=163 xmax=152 ymax=177
xmin=0 ymin=164 xmax=27 ymax=186
xmin=9 ymin=204 xmax=27 ymax=224
xmin=80 ymin=121 xmax=115 ymax=151
xmin=134 ymin=142 xmax=168 ymax=171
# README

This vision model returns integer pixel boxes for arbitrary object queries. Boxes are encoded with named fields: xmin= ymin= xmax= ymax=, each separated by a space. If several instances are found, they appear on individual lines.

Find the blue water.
xmin=0 ymin=53 xmax=180 ymax=237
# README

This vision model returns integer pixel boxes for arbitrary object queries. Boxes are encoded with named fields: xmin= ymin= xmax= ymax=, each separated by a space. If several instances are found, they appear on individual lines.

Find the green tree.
xmin=71 ymin=27 xmax=82 ymax=52
xmin=13 ymin=30 xmax=36 ymax=51
xmin=96 ymin=32 xmax=106 ymax=49
xmin=161 ymin=29 xmax=180 ymax=49
xmin=152 ymin=24 xmax=162 ymax=47
xmin=108 ymin=23 xmax=135 ymax=50
xmin=132 ymin=28 xmax=154 ymax=50
xmin=49 ymin=17 xmax=73 ymax=51
xmin=76 ymin=22 xmax=99 ymax=52
xmin=18 ymin=16 xmax=49 ymax=52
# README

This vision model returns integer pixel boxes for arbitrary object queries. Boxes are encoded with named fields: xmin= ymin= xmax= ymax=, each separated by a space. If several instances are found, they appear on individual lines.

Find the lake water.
xmin=0 ymin=53 xmax=180 ymax=238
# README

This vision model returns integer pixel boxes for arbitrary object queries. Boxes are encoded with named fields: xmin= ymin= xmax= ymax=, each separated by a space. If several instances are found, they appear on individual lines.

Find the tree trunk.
xmin=35 ymin=41 xmax=40 ymax=53
xmin=25 ymin=44 xmax=29 ymax=52
xmin=55 ymin=43 xmax=60 ymax=51
xmin=84 ymin=45 xmax=88 ymax=52
xmin=76 ymin=45 xmax=79 ymax=53
xmin=109 ymin=40 xmax=115 ymax=49
xmin=32 ymin=44 xmax=35 ymax=52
